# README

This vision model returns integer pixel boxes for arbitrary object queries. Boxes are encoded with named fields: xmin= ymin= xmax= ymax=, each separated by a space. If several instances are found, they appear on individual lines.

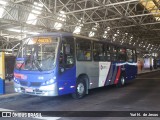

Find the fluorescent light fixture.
xmin=0 ymin=8 xmax=5 ymax=18
xmin=26 ymin=2 xmax=43 ymax=25
xmin=117 ymin=30 xmax=119 ymax=34
xmin=27 ymin=31 xmax=39 ymax=35
xmin=34 ymin=2 xmax=43 ymax=7
xmin=114 ymin=34 xmax=117 ymax=36
xmin=60 ymin=11 xmax=65 ymax=14
xmin=107 ymin=27 xmax=110 ymax=31
xmin=32 ymin=10 xmax=42 ymax=15
xmin=92 ymin=27 xmax=97 ymax=31
xmin=103 ymin=35 xmax=106 ymax=38
xmin=54 ymin=22 xmax=63 ymax=30
xmin=26 ymin=13 xmax=37 ymax=25
xmin=89 ymin=31 xmax=95 ymax=37
xmin=125 ymin=33 xmax=128 ymax=35
xmin=0 ymin=0 xmax=7 ymax=5
xmin=73 ymin=26 xmax=81 ymax=34
xmin=0 ymin=0 xmax=7 ymax=18
xmin=54 ymin=11 xmax=66 ymax=30
xmin=8 ymin=28 xmax=21 ymax=33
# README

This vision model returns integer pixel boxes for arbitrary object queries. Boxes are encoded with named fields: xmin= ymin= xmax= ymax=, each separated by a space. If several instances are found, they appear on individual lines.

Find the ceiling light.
xmin=0 ymin=0 xmax=7 ymax=5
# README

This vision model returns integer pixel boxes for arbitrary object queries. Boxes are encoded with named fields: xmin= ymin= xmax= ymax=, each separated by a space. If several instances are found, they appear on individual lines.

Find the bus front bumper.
xmin=14 ymin=83 xmax=58 ymax=96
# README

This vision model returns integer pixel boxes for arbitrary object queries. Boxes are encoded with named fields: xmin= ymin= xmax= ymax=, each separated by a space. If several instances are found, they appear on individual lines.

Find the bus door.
xmin=58 ymin=37 xmax=76 ymax=95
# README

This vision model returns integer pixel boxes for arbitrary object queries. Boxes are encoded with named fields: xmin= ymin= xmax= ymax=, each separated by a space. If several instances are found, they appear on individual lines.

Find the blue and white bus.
xmin=14 ymin=32 xmax=137 ymax=99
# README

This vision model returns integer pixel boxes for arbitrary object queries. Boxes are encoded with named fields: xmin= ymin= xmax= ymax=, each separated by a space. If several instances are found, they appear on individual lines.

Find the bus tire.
xmin=72 ymin=78 xmax=86 ymax=99
xmin=117 ymin=75 xmax=125 ymax=87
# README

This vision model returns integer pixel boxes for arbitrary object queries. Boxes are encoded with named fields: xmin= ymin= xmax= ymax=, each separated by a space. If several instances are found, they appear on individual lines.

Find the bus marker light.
xmin=15 ymin=88 xmax=18 ymax=92
xmin=70 ymin=86 xmax=75 ymax=88
xmin=59 ymin=87 xmax=64 ymax=90
xmin=38 ymin=76 xmax=44 ymax=80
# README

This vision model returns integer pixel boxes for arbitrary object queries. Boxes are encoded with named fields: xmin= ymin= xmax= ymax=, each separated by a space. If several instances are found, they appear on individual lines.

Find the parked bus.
xmin=14 ymin=32 xmax=137 ymax=99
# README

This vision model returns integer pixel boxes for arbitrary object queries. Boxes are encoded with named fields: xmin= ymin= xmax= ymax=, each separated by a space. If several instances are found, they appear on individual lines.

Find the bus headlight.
xmin=42 ymin=79 xmax=56 ymax=86
xmin=14 ymin=77 xmax=19 ymax=84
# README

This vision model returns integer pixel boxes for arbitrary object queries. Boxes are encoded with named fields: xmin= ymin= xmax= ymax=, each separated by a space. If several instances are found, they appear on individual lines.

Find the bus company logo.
xmin=100 ymin=65 xmax=107 ymax=70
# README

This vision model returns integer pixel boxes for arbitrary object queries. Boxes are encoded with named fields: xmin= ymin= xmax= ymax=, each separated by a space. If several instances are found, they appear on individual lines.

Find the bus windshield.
xmin=15 ymin=36 xmax=59 ymax=71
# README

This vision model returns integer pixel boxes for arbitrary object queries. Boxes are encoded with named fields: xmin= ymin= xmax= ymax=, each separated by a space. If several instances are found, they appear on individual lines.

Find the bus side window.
xmin=132 ymin=50 xmax=137 ymax=62
xmin=104 ymin=44 xmax=111 ymax=61
xmin=126 ymin=49 xmax=133 ymax=62
xmin=93 ymin=42 xmax=104 ymax=61
xmin=111 ymin=46 xmax=117 ymax=61
xmin=76 ymin=39 xmax=91 ymax=61
xmin=117 ymin=48 xmax=126 ymax=62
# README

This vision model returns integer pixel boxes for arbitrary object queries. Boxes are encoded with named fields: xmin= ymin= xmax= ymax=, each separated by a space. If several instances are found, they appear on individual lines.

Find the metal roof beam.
xmin=14 ymin=0 xmax=27 ymax=3
xmin=83 ymin=12 xmax=160 ymax=24
xmin=64 ymin=0 xmax=139 ymax=14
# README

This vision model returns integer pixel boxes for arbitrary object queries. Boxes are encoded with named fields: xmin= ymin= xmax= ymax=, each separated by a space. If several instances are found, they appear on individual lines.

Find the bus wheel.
xmin=117 ymin=76 xmax=125 ymax=87
xmin=72 ymin=78 xmax=86 ymax=99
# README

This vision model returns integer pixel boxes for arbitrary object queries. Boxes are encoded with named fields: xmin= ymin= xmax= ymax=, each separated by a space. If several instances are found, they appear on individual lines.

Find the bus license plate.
xmin=25 ymin=88 xmax=33 ymax=92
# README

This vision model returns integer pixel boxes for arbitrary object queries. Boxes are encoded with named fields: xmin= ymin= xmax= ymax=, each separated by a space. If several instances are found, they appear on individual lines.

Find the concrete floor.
xmin=0 ymin=71 xmax=160 ymax=120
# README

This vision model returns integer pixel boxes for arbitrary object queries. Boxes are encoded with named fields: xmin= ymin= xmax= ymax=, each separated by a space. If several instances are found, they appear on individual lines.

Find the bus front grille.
xmin=19 ymin=81 xmax=28 ymax=86
xmin=19 ymin=81 xmax=41 ymax=87
xmin=20 ymin=87 xmax=44 ymax=95
xmin=30 ymin=82 xmax=41 ymax=87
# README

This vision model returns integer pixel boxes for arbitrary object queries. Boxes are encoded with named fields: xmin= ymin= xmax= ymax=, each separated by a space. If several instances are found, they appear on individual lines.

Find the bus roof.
xmin=31 ymin=32 xmax=73 ymax=37
xmin=25 ymin=32 xmax=135 ymax=49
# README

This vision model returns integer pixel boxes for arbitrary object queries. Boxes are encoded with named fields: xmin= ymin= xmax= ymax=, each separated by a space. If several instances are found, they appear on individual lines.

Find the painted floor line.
xmin=0 ymin=108 xmax=61 ymax=120
xmin=136 ymin=78 xmax=160 ymax=79
xmin=0 ymin=93 xmax=19 ymax=98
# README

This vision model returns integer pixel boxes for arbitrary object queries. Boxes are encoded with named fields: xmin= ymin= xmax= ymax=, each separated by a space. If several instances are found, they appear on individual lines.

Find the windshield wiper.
xmin=18 ymin=57 xmax=29 ymax=71
xmin=33 ymin=59 xmax=43 ymax=72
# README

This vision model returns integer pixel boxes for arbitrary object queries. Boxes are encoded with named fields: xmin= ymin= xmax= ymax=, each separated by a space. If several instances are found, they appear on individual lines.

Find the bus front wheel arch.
xmin=72 ymin=76 xmax=88 ymax=99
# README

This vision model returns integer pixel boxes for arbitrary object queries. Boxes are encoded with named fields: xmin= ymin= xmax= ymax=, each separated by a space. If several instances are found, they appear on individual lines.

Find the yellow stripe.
xmin=2 ymin=52 xmax=5 ymax=80
xmin=0 ymin=52 xmax=5 ymax=80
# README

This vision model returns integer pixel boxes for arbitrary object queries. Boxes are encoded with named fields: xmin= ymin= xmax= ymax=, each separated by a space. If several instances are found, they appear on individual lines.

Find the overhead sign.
xmin=28 ymin=37 xmax=52 ymax=44
xmin=37 ymin=38 xmax=52 ymax=44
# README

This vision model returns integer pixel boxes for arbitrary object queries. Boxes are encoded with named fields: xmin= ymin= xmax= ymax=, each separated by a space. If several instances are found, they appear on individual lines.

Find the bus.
xmin=14 ymin=32 xmax=137 ymax=99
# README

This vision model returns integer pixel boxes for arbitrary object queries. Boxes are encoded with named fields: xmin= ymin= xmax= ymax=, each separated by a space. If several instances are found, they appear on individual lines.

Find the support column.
xmin=150 ymin=57 xmax=153 ymax=71
xmin=0 ymin=52 xmax=5 ymax=94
